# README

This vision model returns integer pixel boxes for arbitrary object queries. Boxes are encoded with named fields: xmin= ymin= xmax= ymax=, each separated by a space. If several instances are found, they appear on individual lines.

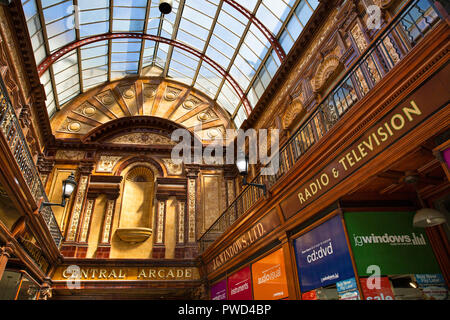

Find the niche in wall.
xmin=116 ymin=166 xmax=154 ymax=243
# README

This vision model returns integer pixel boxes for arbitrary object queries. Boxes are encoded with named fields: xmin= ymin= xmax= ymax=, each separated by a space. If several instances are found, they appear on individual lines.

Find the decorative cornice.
xmin=242 ymin=0 xmax=339 ymax=130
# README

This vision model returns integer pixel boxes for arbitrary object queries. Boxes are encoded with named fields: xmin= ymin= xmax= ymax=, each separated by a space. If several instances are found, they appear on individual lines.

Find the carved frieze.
xmin=108 ymin=132 xmax=176 ymax=145
xmin=96 ymin=155 xmax=122 ymax=173
xmin=55 ymin=150 xmax=85 ymax=161
xmin=162 ymin=158 xmax=183 ymax=175
xmin=156 ymin=200 xmax=166 ymax=244
xmin=79 ymin=198 xmax=95 ymax=242
xmin=187 ymin=178 xmax=196 ymax=243
xmin=102 ymin=199 xmax=115 ymax=243
xmin=178 ymin=201 xmax=185 ymax=244
xmin=66 ymin=175 xmax=89 ymax=242
xmin=283 ymin=94 xmax=305 ymax=129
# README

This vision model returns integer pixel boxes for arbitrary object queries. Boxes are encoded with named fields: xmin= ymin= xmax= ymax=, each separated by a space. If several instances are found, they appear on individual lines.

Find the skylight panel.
xmin=193 ymin=79 xmax=217 ymax=99
xmin=26 ymin=0 xmax=320 ymax=126
xmin=196 ymin=64 xmax=223 ymax=88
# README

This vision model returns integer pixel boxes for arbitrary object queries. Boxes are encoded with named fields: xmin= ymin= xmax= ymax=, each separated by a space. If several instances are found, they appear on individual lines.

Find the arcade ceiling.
xmin=21 ymin=0 xmax=320 ymax=129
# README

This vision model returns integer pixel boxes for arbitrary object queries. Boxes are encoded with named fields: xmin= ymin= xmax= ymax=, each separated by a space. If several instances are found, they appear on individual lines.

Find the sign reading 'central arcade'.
xmin=53 ymin=266 xmax=201 ymax=281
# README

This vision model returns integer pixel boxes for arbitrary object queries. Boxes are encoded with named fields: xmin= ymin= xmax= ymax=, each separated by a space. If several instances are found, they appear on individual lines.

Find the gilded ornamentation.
xmin=164 ymin=87 xmax=182 ymax=101
xmin=373 ymin=0 xmax=394 ymax=9
xmin=178 ymin=201 xmax=185 ymax=244
xmin=187 ymin=178 xmax=196 ymax=243
xmin=350 ymin=24 xmax=367 ymax=53
xmin=255 ymin=9 xmax=339 ymax=130
xmin=55 ymin=150 xmax=85 ymax=160
xmin=96 ymin=155 xmax=122 ymax=173
xmin=80 ymin=199 xmax=94 ymax=242
xmin=122 ymin=87 xmax=135 ymax=99
xmin=227 ymin=179 xmax=235 ymax=206
xmin=143 ymin=85 xmax=157 ymax=99
xmin=109 ymin=132 xmax=176 ymax=145
xmin=98 ymin=92 xmax=115 ymax=105
xmin=67 ymin=175 xmax=88 ymax=242
xmin=207 ymin=128 xmax=221 ymax=139
xmin=67 ymin=121 xmax=81 ymax=132
xmin=382 ymin=36 xmax=400 ymax=67
xmin=162 ymin=158 xmax=183 ymax=175
xmin=102 ymin=199 xmax=115 ymax=243
xmin=182 ymin=96 xmax=201 ymax=110
xmin=156 ymin=200 xmax=165 ymax=244
xmin=312 ymin=55 xmax=341 ymax=92
xmin=282 ymin=95 xmax=305 ymax=129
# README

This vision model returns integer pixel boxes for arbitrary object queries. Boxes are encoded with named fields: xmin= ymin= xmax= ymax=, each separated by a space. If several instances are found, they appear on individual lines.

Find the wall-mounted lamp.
xmin=236 ymin=155 xmax=266 ymax=196
xmin=40 ymin=172 xmax=77 ymax=211
xmin=404 ymin=174 xmax=447 ymax=228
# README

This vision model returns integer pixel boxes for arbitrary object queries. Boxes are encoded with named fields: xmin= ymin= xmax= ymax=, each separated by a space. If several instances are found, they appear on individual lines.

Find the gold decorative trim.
xmin=66 ymin=175 xmax=89 ymax=242
xmin=187 ymin=178 xmax=196 ymax=243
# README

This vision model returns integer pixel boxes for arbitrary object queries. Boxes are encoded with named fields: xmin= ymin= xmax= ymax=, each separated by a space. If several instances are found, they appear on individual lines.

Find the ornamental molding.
xmin=108 ymin=132 xmax=176 ymax=145
xmin=96 ymin=155 xmax=123 ymax=173
xmin=162 ymin=158 xmax=183 ymax=175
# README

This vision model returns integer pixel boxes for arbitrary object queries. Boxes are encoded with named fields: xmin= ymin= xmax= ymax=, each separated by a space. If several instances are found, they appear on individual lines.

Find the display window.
xmin=227 ymin=266 xmax=253 ymax=300
xmin=251 ymin=248 xmax=289 ymax=300
xmin=0 ymin=270 xmax=40 ymax=300
xmin=210 ymin=278 xmax=227 ymax=300
xmin=344 ymin=211 xmax=448 ymax=300
xmin=293 ymin=214 xmax=358 ymax=298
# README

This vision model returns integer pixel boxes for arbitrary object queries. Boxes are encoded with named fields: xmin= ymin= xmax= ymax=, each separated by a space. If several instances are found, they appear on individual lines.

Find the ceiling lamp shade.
xmin=159 ymin=0 xmax=173 ymax=14
xmin=413 ymin=208 xmax=447 ymax=228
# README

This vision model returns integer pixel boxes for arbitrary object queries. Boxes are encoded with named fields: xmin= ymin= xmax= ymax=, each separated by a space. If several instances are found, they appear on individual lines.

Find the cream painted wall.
xmin=164 ymin=197 xmax=177 ymax=259
xmin=86 ymin=195 xmax=107 ymax=258
xmin=47 ymin=168 xmax=72 ymax=230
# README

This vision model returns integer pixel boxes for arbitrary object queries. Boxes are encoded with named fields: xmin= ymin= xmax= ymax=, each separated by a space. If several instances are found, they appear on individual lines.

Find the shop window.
xmin=0 ymin=270 xmax=40 ymax=300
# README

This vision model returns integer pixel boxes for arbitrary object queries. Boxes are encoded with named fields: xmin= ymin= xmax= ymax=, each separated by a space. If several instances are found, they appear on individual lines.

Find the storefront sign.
xmin=251 ymin=249 xmax=288 ymax=300
xmin=207 ymin=209 xmax=281 ymax=273
xmin=336 ymin=277 xmax=360 ymax=300
xmin=227 ymin=266 xmax=252 ymax=300
xmin=301 ymin=290 xmax=317 ymax=300
xmin=415 ymin=274 xmax=448 ymax=300
xmin=360 ymin=277 xmax=394 ymax=300
xmin=293 ymin=215 xmax=355 ymax=292
xmin=53 ymin=266 xmax=200 ymax=281
xmin=345 ymin=211 xmax=441 ymax=275
xmin=415 ymin=274 xmax=445 ymax=287
xmin=211 ymin=279 xmax=227 ymax=300
xmin=281 ymin=64 xmax=449 ymax=220
xmin=336 ymin=277 xmax=357 ymax=292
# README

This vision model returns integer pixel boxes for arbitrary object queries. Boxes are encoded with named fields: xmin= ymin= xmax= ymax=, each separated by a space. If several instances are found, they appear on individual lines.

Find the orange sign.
xmin=251 ymin=248 xmax=289 ymax=300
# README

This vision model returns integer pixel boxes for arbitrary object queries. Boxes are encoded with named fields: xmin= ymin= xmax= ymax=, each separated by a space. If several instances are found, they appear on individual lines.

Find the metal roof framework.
xmin=21 ymin=0 xmax=319 ymax=128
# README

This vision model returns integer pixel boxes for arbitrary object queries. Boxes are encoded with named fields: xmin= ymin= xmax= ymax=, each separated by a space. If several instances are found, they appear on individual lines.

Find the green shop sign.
xmin=344 ymin=211 xmax=441 ymax=276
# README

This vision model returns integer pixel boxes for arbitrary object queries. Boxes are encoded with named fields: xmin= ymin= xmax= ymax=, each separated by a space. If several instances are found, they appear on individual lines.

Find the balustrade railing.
xmin=199 ymin=0 xmax=442 ymax=253
xmin=0 ymin=77 xmax=62 ymax=248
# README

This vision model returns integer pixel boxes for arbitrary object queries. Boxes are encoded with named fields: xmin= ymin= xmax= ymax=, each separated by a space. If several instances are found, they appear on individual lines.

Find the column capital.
xmin=77 ymin=161 xmax=95 ymax=175
xmin=37 ymin=155 xmax=55 ymax=174
xmin=1 ymin=242 xmax=15 ymax=257
xmin=185 ymin=165 xmax=200 ymax=178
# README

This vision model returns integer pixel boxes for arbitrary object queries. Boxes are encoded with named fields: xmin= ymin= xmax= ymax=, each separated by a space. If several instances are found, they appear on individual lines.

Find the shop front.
xmin=202 ymin=27 xmax=449 ymax=300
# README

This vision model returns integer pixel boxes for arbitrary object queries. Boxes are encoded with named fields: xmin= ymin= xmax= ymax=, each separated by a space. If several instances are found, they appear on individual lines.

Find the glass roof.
xmin=22 ymin=0 xmax=319 ymax=128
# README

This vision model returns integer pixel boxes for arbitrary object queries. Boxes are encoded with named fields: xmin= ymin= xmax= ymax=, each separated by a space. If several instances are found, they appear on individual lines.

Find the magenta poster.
xmin=227 ymin=266 xmax=253 ymax=300
xmin=443 ymin=148 xmax=450 ymax=169
xmin=211 ymin=279 xmax=227 ymax=300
